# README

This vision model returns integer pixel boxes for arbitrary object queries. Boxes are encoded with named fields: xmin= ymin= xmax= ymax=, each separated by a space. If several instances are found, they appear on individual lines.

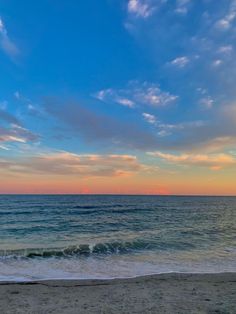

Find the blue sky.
xmin=0 ymin=0 xmax=236 ymax=194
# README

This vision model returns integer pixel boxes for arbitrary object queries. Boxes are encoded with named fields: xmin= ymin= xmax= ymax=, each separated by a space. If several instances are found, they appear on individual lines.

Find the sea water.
xmin=0 ymin=195 xmax=235 ymax=281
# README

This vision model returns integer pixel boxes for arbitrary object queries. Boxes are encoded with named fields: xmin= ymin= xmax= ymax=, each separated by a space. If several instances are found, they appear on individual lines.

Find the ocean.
xmin=0 ymin=195 xmax=235 ymax=281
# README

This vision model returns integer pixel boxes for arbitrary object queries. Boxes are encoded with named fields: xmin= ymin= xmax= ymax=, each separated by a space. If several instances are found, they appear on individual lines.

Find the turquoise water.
xmin=0 ymin=195 xmax=235 ymax=281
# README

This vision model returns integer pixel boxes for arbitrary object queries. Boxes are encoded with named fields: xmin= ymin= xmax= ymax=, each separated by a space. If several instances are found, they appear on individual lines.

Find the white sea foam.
xmin=0 ymin=251 xmax=236 ymax=282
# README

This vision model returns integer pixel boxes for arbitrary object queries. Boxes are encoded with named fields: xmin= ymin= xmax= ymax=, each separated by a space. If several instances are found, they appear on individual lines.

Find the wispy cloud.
xmin=13 ymin=91 xmax=46 ymax=118
xmin=124 ymin=0 xmax=236 ymax=110
xmin=215 ymin=0 xmax=236 ymax=30
xmin=157 ymin=119 xmax=205 ymax=138
xmin=95 ymin=81 xmax=178 ymax=108
xmin=127 ymin=0 xmax=155 ymax=18
xmin=142 ymin=112 xmax=156 ymax=124
xmin=212 ymin=59 xmax=223 ymax=67
xmin=199 ymin=96 xmax=214 ymax=109
xmin=134 ymin=82 xmax=178 ymax=106
xmin=192 ymin=136 xmax=236 ymax=153
xmin=148 ymin=151 xmax=236 ymax=170
xmin=0 ymin=152 xmax=149 ymax=177
xmin=175 ymin=0 xmax=191 ymax=15
xmin=170 ymin=56 xmax=190 ymax=68
xmin=0 ymin=17 xmax=19 ymax=58
xmin=218 ymin=45 xmax=233 ymax=55
xmin=0 ymin=125 xmax=38 ymax=144
xmin=0 ymin=108 xmax=38 ymax=144
xmin=0 ymin=144 xmax=9 ymax=150
xmin=95 ymin=89 xmax=135 ymax=108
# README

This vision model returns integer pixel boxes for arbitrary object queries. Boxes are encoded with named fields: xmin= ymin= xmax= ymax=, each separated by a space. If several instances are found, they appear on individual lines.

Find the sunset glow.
xmin=1 ymin=1 xmax=236 ymax=195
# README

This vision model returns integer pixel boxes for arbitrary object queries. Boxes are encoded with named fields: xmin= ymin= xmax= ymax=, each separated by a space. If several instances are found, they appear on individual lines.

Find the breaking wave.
xmin=0 ymin=239 xmax=196 ymax=259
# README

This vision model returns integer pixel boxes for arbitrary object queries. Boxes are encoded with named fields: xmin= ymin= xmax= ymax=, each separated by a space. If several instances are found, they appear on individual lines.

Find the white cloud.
xmin=212 ymin=59 xmax=223 ymax=67
xmin=175 ymin=0 xmax=191 ymax=15
xmin=95 ymin=89 xmax=135 ymax=108
xmin=0 ymin=18 xmax=5 ymax=34
xmin=95 ymin=90 xmax=107 ymax=101
xmin=199 ymin=96 xmax=214 ymax=109
xmin=216 ymin=19 xmax=231 ymax=30
xmin=134 ymin=84 xmax=178 ymax=106
xmin=175 ymin=7 xmax=188 ymax=15
xmin=142 ymin=112 xmax=156 ymax=124
xmin=95 ymin=81 xmax=178 ymax=108
xmin=196 ymin=87 xmax=207 ymax=95
xmin=170 ymin=56 xmax=190 ymax=68
xmin=218 ymin=45 xmax=233 ymax=55
xmin=0 ymin=17 xmax=19 ymax=58
xmin=1 ymin=135 xmax=26 ymax=143
xmin=215 ymin=0 xmax=236 ymax=30
xmin=115 ymin=98 xmax=134 ymax=108
xmin=127 ymin=0 xmax=154 ymax=18
xmin=0 ymin=144 xmax=9 ymax=150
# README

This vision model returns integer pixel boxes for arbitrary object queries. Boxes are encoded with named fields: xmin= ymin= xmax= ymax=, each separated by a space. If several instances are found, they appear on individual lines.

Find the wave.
xmin=73 ymin=204 xmax=124 ymax=209
xmin=0 ymin=240 xmax=152 ymax=258
xmin=0 ymin=206 xmax=152 ymax=217
xmin=0 ymin=241 xmax=153 ymax=258
xmin=0 ymin=211 xmax=34 ymax=216
xmin=70 ymin=206 xmax=152 ymax=216
xmin=0 ymin=239 xmax=196 ymax=259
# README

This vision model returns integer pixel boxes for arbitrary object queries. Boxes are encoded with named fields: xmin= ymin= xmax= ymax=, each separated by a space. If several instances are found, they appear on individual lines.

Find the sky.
xmin=0 ymin=0 xmax=236 ymax=195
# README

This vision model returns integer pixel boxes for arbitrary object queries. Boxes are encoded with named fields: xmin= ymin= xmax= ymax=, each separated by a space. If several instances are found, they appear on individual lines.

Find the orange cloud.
xmin=148 ymin=151 xmax=236 ymax=170
xmin=0 ymin=152 xmax=149 ymax=177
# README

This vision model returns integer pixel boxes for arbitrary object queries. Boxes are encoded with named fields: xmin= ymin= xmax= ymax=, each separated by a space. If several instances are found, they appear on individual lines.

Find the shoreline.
xmin=1 ymin=270 xmax=236 ymax=284
xmin=0 ymin=272 xmax=235 ymax=313
xmin=0 ymin=271 xmax=236 ymax=284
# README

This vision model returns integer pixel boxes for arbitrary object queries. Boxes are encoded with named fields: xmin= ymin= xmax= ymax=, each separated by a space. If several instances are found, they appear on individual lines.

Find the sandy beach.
xmin=0 ymin=273 xmax=235 ymax=313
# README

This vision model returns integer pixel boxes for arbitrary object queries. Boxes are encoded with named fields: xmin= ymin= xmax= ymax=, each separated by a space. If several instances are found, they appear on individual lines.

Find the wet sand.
xmin=0 ymin=273 xmax=235 ymax=314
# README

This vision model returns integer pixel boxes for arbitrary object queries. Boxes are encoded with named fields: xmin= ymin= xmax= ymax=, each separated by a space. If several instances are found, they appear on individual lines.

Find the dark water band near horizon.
xmin=0 ymin=195 xmax=235 ymax=281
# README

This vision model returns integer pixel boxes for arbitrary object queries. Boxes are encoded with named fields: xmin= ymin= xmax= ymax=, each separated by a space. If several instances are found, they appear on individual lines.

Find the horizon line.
xmin=0 ymin=193 xmax=236 ymax=197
